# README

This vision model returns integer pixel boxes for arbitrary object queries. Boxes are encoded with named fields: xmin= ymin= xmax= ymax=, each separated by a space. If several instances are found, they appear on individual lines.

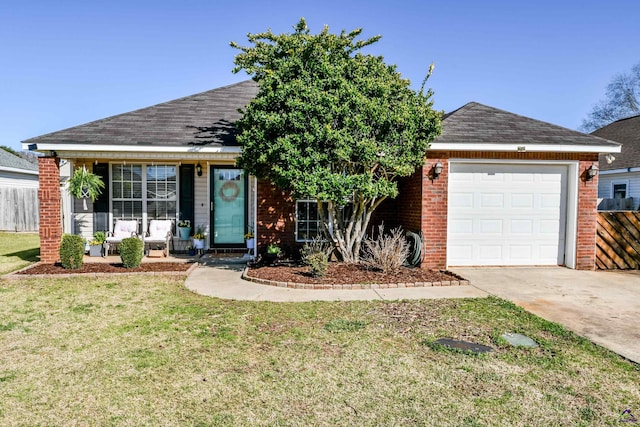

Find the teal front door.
xmin=211 ymin=167 xmax=246 ymax=245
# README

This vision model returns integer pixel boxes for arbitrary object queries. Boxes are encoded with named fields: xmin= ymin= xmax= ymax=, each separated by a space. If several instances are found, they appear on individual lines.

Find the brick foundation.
xmin=38 ymin=156 xmax=62 ymax=263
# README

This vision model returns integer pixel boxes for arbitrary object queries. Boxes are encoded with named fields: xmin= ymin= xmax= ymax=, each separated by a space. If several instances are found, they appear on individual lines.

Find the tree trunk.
xmin=318 ymin=195 xmax=386 ymax=263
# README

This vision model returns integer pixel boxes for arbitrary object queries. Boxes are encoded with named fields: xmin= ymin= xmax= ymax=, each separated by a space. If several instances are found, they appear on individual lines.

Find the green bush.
xmin=60 ymin=234 xmax=85 ymax=269
xmin=119 ymin=237 xmax=143 ymax=268
xmin=305 ymin=251 xmax=328 ymax=278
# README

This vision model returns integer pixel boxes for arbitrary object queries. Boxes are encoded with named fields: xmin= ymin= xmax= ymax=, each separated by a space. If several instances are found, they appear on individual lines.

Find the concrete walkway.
xmin=451 ymin=267 xmax=640 ymax=364
xmin=184 ymin=263 xmax=487 ymax=302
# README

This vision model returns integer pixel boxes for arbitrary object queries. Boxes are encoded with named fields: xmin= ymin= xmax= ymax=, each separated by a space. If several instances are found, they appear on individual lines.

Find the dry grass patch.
xmin=0 ymin=273 xmax=638 ymax=426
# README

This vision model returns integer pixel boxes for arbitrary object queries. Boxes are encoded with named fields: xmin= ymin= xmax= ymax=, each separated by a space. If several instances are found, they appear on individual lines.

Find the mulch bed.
xmin=15 ymin=262 xmax=194 ymax=275
xmin=245 ymin=262 xmax=460 ymax=285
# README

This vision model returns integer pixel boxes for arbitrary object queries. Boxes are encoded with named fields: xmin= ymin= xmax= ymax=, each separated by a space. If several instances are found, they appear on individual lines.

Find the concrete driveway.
xmin=451 ymin=267 xmax=640 ymax=364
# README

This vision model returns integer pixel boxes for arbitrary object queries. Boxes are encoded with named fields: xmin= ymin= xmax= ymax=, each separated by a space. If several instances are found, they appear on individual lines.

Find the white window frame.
xmin=109 ymin=162 xmax=179 ymax=234
xmin=295 ymin=199 xmax=323 ymax=243
xmin=611 ymin=180 xmax=629 ymax=199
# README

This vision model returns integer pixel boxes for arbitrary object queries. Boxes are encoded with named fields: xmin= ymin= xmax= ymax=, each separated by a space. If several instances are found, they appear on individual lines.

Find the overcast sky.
xmin=2 ymin=0 xmax=638 ymax=151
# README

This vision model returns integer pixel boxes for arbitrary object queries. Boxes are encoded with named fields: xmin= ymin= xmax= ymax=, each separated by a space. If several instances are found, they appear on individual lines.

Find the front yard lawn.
xmin=0 ymin=275 xmax=637 ymax=426
xmin=0 ymin=233 xmax=638 ymax=425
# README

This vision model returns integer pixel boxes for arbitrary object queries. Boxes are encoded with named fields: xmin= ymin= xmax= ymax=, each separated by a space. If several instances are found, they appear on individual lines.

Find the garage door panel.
xmin=511 ymin=194 xmax=534 ymax=208
xmin=448 ymin=163 xmax=567 ymax=266
xmin=480 ymin=193 xmax=504 ymax=207
xmin=450 ymin=193 xmax=473 ymax=208
xmin=479 ymin=219 xmax=502 ymax=234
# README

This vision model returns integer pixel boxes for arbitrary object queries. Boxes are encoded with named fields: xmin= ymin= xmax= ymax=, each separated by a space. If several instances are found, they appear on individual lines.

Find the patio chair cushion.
xmin=107 ymin=220 xmax=138 ymax=241
xmin=146 ymin=220 xmax=173 ymax=242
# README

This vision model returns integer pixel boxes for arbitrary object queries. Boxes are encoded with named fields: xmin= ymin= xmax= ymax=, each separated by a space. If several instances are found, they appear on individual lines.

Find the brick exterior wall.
xmin=406 ymin=151 xmax=600 ymax=270
xmin=257 ymin=151 xmax=600 ymax=270
xmin=256 ymin=179 xmax=297 ymax=254
xmin=576 ymin=158 xmax=599 ymax=270
xmin=38 ymin=156 xmax=62 ymax=263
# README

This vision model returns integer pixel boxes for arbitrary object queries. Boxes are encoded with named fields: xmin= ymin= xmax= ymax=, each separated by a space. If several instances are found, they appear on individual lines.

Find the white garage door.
xmin=448 ymin=163 xmax=567 ymax=266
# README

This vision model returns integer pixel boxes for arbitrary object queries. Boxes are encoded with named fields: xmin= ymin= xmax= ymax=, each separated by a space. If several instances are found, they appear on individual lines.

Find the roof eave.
xmin=429 ymin=142 xmax=622 ymax=153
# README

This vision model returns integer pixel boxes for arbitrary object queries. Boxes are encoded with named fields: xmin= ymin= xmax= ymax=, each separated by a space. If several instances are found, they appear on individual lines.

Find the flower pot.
xmin=246 ymin=238 xmax=255 ymax=249
xmin=178 ymin=226 xmax=191 ymax=240
xmin=188 ymin=248 xmax=196 ymax=256
xmin=89 ymin=244 xmax=103 ymax=257
xmin=193 ymin=238 xmax=205 ymax=249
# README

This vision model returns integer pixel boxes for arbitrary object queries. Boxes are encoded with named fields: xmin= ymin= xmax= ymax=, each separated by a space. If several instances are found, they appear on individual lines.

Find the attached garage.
xmin=447 ymin=162 xmax=575 ymax=267
xmin=413 ymin=101 xmax=622 ymax=271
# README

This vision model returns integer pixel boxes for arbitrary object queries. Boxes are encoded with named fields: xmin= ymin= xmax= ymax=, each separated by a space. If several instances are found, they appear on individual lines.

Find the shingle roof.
xmin=24 ymin=80 xmax=259 ymax=147
xmin=592 ymin=115 xmax=640 ymax=171
xmin=436 ymin=102 xmax=621 ymax=148
xmin=0 ymin=149 xmax=38 ymax=172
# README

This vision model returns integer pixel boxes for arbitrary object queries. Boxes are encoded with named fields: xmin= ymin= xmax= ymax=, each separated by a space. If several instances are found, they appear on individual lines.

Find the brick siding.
xmin=257 ymin=151 xmax=600 ymax=270
xmin=38 ymin=156 xmax=61 ymax=263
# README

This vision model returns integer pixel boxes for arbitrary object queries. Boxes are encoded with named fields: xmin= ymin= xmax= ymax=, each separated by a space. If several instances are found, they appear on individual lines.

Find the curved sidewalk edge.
xmin=184 ymin=265 xmax=488 ymax=302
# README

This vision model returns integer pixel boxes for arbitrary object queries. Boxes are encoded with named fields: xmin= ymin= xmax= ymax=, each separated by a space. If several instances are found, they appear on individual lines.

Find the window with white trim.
xmin=146 ymin=165 xmax=177 ymax=219
xmin=112 ymin=164 xmax=143 ymax=222
xmin=110 ymin=163 xmax=178 ymax=231
xmin=612 ymin=182 xmax=628 ymax=199
xmin=296 ymin=200 xmax=322 ymax=242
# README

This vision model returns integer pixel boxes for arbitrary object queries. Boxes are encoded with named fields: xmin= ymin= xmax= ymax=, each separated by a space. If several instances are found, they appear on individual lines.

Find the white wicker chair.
xmin=144 ymin=219 xmax=173 ymax=257
xmin=105 ymin=220 xmax=139 ymax=255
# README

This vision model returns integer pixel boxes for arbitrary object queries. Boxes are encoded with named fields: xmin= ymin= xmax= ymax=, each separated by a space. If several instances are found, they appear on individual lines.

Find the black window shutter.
xmin=179 ymin=165 xmax=195 ymax=227
xmin=92 ymin=163 xmax=110 ymax=232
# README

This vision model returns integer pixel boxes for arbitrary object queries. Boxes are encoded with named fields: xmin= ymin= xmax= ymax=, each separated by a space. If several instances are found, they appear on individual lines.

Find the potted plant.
xmin=244 ymin=229 xmax=255 ymax=249
xmin=192 ymin=225 xmax=206 ymax=249
xmin=187 ymin=244 xmax=196 ymax=256
xmin=177 ymin=219 xmax=191 ymax=240
xmin=68 ymin=166 xmax=105 ymax=210
xmin=88 ymin=231 xmax=106 ymax=257
xmin=264 ymin=243 xmax=281 ymax=265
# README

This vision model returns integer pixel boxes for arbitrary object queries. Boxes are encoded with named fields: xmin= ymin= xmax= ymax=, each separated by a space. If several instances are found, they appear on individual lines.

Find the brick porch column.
xmin=38 ymin=156 xmax=62 ymax=263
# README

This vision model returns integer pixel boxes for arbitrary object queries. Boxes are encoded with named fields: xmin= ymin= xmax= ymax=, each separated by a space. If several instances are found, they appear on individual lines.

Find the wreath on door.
xmin=218 ymin=180 xmax=240 ymax=202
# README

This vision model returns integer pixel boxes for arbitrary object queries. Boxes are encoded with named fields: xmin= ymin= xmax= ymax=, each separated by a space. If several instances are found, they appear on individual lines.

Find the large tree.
xmin=231 ymin=19 xmax=441 ymax=262
xmin=581 ymin=62 xmax=640 ymax=132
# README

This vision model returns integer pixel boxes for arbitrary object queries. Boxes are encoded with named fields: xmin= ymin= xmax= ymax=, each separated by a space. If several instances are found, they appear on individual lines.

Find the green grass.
xmin=0 ymin=235 xmax=638 ymax=425
xmin=0 ymin=277 xmax=637 ymax=426
xmin=0 ymin=232 xmax=39 ymax=275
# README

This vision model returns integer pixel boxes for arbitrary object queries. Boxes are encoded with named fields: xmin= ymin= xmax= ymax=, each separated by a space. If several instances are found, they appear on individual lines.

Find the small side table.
xmin=172 ymin=237 xmax=191 ymax=253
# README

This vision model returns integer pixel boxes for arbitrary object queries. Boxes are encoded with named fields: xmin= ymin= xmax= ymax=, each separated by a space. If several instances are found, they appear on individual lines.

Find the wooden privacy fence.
xmin=596 ymin=212 xmax=640 ymax=270
xmin=0 ymin=187 xmax=39 ymax=232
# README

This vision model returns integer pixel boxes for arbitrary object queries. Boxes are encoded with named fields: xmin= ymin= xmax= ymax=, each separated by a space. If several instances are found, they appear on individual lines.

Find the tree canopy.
xmin=231 ymin=19 xmax=441 ymax=261
xmin=581 ymin=62 xmax=640 ymax=132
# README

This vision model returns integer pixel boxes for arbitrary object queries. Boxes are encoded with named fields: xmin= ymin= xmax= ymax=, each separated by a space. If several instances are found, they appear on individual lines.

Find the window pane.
xmin=113 ymin=165 xmax=122 ymax=180
xmin=297 ymin=202 xmax=308 ymax=221
xmin=132 ymin=166 xmax=142 ymax=181
xmin=147 ymin=182 xmax=157 ymax=198
xmin=309 ymin=203 xmax=318 ymax=221
xmin=112 ymin=182 xmax=122 ymax=198
xmin=167 ymin=183 xmax=177 ymax=200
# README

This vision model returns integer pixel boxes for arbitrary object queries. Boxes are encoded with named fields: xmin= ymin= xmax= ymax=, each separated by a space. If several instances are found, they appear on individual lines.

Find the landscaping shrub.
xmin=119 ymin=237 xmax=143 ymax=268
xmin=306 ymin=251 xmax=329 ymax=277
xmin=360 ymin=225 xmax=409 ymax=273
xmin=59 ymin=234 xmax=85 ymax=269
xmin=301 ymin=238 xmax=331 ymax=277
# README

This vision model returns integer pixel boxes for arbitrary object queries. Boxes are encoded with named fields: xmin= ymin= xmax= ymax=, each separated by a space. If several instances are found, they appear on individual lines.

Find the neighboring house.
xmin=0 ymin=148 xmax=39 ymax=231
xmin=592 ymin=115 xmax=640 ymax=210
xmin=23 ymin=81 xmax=621 ymax=270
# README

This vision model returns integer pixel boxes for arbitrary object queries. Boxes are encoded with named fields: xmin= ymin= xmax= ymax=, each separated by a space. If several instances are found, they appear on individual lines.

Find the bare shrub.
xmin=360 ymin=225 xmax=409 ymax=272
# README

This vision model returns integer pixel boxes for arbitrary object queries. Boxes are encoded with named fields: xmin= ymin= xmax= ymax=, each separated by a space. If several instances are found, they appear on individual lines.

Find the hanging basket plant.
xmin=68 ymin=166 xmax=105 ymax=210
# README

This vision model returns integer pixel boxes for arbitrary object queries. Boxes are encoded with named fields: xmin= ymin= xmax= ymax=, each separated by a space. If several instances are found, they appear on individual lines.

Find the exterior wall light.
xmin=586 ymin=163 xmax=598 ymax=181
xmin=196 ymin=163 xmax=202 ymax=177
xmin=432 ymin=161 xmax=444 ymax=179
